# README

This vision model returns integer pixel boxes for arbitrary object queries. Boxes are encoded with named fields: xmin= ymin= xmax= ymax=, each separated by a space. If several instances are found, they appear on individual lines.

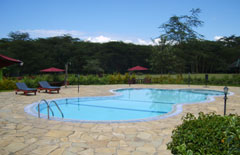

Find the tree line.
xmin=0 ymin=32 xmax=239 ymax=76
xmin=0 ymin=33 xmax=152 ymax=76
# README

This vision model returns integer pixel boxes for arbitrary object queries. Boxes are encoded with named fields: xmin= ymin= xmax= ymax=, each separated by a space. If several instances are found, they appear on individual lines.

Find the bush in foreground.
xmin=167 ymin=112 xmax=240 ymax=155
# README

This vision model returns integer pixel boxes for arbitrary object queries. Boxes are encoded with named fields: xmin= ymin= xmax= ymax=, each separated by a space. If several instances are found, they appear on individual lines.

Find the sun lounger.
xmin=15 ymin=82 xmax=37 ymax=95
xmin=38 ymin=81 xmax=60 ymax=93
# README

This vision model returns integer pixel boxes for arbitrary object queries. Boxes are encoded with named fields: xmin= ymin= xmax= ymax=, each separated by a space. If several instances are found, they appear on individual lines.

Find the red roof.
xmin=128 ymin=66 xmax=148 ymax=71
xmin=0 ymin=54 xmax=22 ymax=68
xmin=40 ymin=67 xmax=65 ymax=72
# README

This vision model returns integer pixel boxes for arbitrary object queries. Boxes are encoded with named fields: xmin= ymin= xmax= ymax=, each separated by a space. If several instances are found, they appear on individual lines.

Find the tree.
xmin=218 ymin=35 xmax=240 ymax=48
xmin=149 ymin=37 xmax=183 ymax=73
xmin=83 ymin=59 xmax=104 ymax=74
xmin=8 ymin=31 xmax=30 ymax=41
xmin=150 ymin=8 xmax=204 ymax=74
xmin=218 ymin=35 xmax=240 ymax=71
xmin=159 ymin=8 xmax=204 ymax=43
xmin=177 ymin=40 xmax=224 ymax=73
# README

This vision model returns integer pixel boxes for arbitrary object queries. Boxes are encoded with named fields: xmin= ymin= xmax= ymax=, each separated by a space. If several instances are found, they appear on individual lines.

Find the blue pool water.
xmin=32 ymin=88 xmax=224 ymax=122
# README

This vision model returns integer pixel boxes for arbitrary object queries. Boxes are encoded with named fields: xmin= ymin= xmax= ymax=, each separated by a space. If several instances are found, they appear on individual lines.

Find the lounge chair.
xmin=15 ymin=82 xmax=37 ymax=95
xmin=38 ymin=81 xmax=60 ymax=93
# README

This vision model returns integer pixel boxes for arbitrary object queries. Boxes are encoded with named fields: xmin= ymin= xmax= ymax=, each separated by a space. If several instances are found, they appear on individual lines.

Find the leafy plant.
xmin=123 ymin=73 xmax=130 ymax=83
xmin=0 ymin=79 xmax=17 ymax=90
xmin=167 ymin=112 xmax=240 ymax=155
xmin=21 ymin=76 xmax=37 ymax=88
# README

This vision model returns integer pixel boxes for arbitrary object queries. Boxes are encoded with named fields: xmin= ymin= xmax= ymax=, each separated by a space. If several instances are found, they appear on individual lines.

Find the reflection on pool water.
xmin=29 ymin=88 xmax=224 ymax=122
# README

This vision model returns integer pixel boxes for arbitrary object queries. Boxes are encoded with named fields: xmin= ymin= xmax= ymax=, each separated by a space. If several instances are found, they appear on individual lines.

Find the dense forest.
xmin=0 ymin=32 xmax=240 ymax=76
xmin=0 ymin=33 xmax=152 ymax=76
xmin=1 ymin=9 xmax=240 ymax=76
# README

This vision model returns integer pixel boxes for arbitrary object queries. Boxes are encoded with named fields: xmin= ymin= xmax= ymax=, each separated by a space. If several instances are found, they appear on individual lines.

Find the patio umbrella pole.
xmin=64 ymin=64 xmax=68 ymax=88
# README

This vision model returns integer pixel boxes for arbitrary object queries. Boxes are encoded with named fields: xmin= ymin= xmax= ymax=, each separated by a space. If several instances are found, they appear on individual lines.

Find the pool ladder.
xmin=38 ymin=99 xmax=64 ymax=119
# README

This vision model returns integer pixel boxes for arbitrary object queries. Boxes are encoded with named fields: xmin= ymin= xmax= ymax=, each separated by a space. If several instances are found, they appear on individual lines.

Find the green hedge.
xmin=0 ymin=79 xmax=17 ymax=90
xmin=68 ymin=73 xmax=133 ymax=85
xmin=0 ymin=74 xmax=65 ymax=90
xmin=167 ymin=112 xmax=240 ymax=155
xmin=1 ymin=74 xmax=240 ymax=90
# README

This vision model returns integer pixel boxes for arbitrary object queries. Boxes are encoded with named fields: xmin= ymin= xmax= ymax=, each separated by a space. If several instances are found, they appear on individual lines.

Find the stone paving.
xmin=0 ymin=84 xmax=239 ymax=155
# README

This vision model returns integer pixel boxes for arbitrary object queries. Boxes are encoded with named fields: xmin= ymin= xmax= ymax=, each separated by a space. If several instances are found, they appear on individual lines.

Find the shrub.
xmin=78 ymin=76 xmax=87 ymax=85
xmin=98 ymin=75 xmax=110 ymax=84
xmin=2 ymin=74 xmax=240 ymax=88
xmin=183 ymin=75 xmax=192 ymax=85
xmin=151 ymin=77 xmax=159 ymax=84
xmin=109 ymin=74 xmax=117 ymax=84
xmin=192 ymin=77 xmax=204 ymax=85
xmin=144 ymin=75 xmax=152 ymax=84
xmin=116 ymin=73 xmax=124 ymax=84
xmin=167 ymin=74 xmax=174 ymax=84
xmin=222 ymin=75 xmax=230 ymax=85
xmin=130 ymin=73 xmax=136 ymax=84
xmin=232 ymin=74 xmax=240 ymax=86
xmin=86 ymin=75 xmax=100 ymax=84
xmin=0 ymin=79 xmax=17 ymax=90
xmin=68 ymin=74 xmax=78 ymax=85
xmin=167 ymin=112 xmax=240 ymax=155
xmin=123 ymin=73 xmax=130 ymax=84
xmin=176 ymin=74 xmax=183 ymax=84
xmin=21 ymin=76 xmax=38 ymax=88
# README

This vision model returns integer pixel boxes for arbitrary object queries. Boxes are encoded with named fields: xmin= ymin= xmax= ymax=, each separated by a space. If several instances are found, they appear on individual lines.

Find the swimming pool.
xmin=25 ymin=88 xmax=225 ymax=123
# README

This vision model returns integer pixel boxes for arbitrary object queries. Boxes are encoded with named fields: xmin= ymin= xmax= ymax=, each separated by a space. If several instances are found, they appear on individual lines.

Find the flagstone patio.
xmin=0 ymin=84 xmax=239 ymax=155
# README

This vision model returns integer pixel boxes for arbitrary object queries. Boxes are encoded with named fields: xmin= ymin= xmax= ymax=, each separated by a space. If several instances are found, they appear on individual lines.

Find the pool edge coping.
xmin=24 ymin=88 xmax=234 ymax=124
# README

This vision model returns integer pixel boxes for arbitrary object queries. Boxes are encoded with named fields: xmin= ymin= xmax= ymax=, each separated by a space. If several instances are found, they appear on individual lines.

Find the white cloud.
xmin=123 ymin=40 xmax=133 ymax=43
xmin=214 ymin=36 xmax=223 ymax=41
xmin=87 ymin=36 xmax=134 ymax=44
xmin=136 ymin=39 xmax=154 ymax=45
xmin=87 ymin=36 xmax=154 ymax=45
xmin=20 ymin=29 xmax=156 ymax=45
xmin=20 ymin=29 xmax=84 ymax=38
xmin=87 ymin=35 xmax=113 ymax=43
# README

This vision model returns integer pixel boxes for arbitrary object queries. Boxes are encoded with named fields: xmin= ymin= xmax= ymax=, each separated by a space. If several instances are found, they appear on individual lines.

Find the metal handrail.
xmin=38 ymin=99 xmax=54 ymax=119
xmin=49 ymin=100 xmax=64 ymax=118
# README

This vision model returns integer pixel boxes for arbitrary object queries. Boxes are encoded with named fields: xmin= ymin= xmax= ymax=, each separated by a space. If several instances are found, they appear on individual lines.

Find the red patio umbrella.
xmin=40 ymin=67 xmax=65 ymax=72
xmin=0 ymin=54 xmax=23 ymax=68
xmin=128 ymin=66 xmax=148 ymax=71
